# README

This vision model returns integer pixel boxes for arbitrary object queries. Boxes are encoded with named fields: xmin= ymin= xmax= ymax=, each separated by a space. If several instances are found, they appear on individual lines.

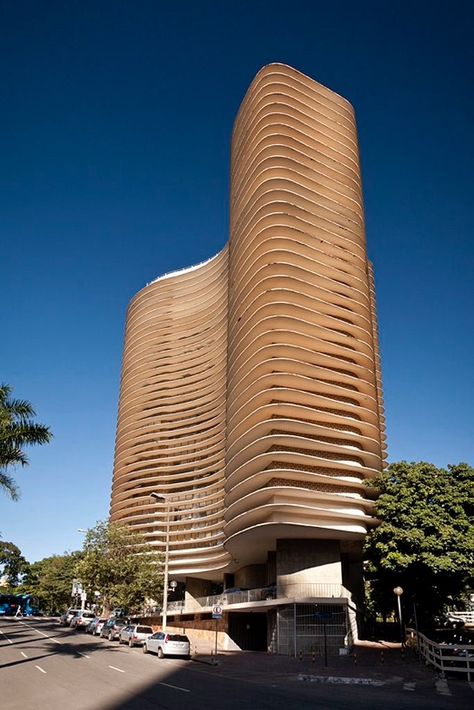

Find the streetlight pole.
xmin=150 ymin=492 xmax=172 ymax=633
xmin=393 ymin=586 xmax=404 ymax=645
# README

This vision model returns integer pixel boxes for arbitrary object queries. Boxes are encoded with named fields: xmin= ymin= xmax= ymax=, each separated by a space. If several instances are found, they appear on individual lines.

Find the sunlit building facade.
xmin=110 ymin=64 xmax=386 ymax=654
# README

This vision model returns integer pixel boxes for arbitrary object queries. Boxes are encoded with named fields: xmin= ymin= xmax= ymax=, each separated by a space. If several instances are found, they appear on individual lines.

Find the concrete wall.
xmin=276 ymin=539 xmax=342 ymax=596
xmin=234 ymin=564 xmax=266 ymax=589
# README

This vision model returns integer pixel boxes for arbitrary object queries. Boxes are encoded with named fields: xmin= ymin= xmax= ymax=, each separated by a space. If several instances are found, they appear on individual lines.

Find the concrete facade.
xmin=109 ymin=63 xmax=386 ymax=652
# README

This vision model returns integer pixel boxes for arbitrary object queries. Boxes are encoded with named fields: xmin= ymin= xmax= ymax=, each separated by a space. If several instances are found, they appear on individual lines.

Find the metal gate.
xmin=271 ymin=602 xmax=349 ymax=657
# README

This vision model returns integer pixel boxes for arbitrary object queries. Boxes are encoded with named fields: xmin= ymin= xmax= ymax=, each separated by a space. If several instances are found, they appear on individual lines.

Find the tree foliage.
xmin=20 ymin=552 xmax=83 ymax=614
xmin=75 ymin=521 xmax=163 ymax=614
xmin=0 ymin=384 xmax=52 ymax=499
xmin=364 ymin=461 xmax=474 ymax=626
xmin=0 ymin=540 xmax=29 ymax=587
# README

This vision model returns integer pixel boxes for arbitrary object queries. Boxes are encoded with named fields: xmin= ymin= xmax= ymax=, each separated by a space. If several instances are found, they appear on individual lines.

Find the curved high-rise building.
xmin=225 ymin=65 xmax=385 ymax=570
xmin=110 ymin=250 xmax=231 ymax=577
xmin=110 ymin=63 xmax=386 ymax=653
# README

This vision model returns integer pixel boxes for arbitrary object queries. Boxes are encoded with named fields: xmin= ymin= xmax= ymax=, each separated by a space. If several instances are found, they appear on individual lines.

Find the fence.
xmin=448 ymin=611 xmax=474 ymax=625
xmin=409 ymin=629 xmax=474 ymax=681
xmin=272 ymin=602 xmax=350 ymax=657
xmin=166 ymin=583 xmax=351 ymax=613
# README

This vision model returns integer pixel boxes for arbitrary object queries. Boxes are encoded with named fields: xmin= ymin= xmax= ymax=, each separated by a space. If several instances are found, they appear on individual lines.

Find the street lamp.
xmin=150 ymin=492 xmax=175 ymax=632
xmin=393 ymin=586 xmax=404 ymax=644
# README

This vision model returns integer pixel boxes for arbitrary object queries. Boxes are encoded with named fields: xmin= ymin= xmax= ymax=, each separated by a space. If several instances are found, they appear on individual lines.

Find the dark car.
xmin=101 ymin=618 xmax=127 ymax=641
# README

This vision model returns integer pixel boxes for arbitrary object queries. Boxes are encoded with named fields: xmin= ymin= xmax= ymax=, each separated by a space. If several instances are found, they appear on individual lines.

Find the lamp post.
xmin=393 ymin=586 xmax=404 ymax=645
xmin=150 ymin=492 xmax=173 ymax=633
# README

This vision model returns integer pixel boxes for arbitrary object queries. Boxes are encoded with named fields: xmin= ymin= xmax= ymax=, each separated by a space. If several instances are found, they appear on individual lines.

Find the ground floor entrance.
xmin=227 ymin=611 xmax=267 ymax=651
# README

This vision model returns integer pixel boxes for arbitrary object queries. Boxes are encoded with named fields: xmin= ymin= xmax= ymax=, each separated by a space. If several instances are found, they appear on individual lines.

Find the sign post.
xmin=71 ymin=579 xmax=82 ymax=608
xmin=315 ymin=610 xmax=332 ymax=667
xmin=212 ymin=605 xmax=223 ymax=665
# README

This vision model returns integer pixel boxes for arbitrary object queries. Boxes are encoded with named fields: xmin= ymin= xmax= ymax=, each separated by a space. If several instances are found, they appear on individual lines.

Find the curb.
xmin=298 ymin=674 xmax=385 ymax=686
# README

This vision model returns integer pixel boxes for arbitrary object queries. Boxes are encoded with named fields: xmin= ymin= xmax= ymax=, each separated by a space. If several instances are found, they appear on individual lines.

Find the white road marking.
xmin=78 ymin=652 xmax=90 ymax=659
xmin=469 ymin=682 xmax=474 ymax=693
xmin=435 ymin=678 xmax=452 ymax=696
xmin=35 ymin=665 xmax=47 ymax=674
xmin=403 ymin=681 xmax=416 ymax=691
xmin=108 ymin=665 xmax=125 ymax=673
xmin=159 ymin=682 xmax=190 ymax=693
xmin=20 ymin=622 xmax=63 ymax=644
xmin=0 ymin=629 xmax=13 ymax=644
xmin=20 ymin=651 xmax=28 ymax=658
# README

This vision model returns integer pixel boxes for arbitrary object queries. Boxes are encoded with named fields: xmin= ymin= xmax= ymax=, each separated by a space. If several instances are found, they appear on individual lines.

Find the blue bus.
xmin=0 ymin=594 xmax=40 ymax=616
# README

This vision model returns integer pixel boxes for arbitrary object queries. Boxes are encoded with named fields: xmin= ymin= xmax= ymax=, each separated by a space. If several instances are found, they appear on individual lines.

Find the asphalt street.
xmin=0 ymin=618 xmax=472 ymax=709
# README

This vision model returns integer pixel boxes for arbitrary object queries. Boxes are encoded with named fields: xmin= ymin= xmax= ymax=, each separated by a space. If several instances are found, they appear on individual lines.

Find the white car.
xmin=119 ymin=624 xmax=154 ymax=647
xmin=143 ymin=632 xmax=190 ymax=659
xmin=70 ymin=610 xmax=96 ymax=630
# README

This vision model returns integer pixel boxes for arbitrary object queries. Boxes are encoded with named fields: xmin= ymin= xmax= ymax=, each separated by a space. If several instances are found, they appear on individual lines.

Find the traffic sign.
xmin=212 ymin=604 xmax=223 ymax=619
xmin=71 ymin=579 xmax=83 ymax=596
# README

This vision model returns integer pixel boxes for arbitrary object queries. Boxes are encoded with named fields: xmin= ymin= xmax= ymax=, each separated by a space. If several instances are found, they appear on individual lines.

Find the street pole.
xmin=413 ymin=601 xmax=420 ymax=654
xmin=393 ymin=586 xmax=404 ymax=645
xmin=162 ymin=502 xmax=170 ymax=633
xmin=323 ymin=619 xmax=328 ymax=668
xmin=150 ymin=492 xmax=172 ymax=634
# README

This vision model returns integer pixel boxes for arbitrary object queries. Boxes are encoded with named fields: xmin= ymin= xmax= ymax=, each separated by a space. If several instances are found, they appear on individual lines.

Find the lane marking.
xmin=403 ymin=682 xmax=416 ymax=691
xmin=469 ymin=682 xmax=474 ymax=693
xmin=21 ymin=623 xmax=63 ymax=645
xmin=20 ymin=651 xmax=28 ymax=658
xmin=159 ymin=682 xmax=190 ymax=693
xmin=35 ymin=665 xmax=47 ymax=674
xmin=108 ymin=665 xmax=125 ymax=673
xmin=0 ymin=629 xmax=13 ymax=644
xmin=78 ymin=652 xmax=90 ymax=659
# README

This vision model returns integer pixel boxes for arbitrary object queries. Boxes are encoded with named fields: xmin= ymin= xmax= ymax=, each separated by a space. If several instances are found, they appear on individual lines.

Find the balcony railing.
xmin=166 ymin=583 xmax=351 ymax=613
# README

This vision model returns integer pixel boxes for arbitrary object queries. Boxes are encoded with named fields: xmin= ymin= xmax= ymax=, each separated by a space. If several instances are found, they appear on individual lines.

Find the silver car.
xmin=143 ymin=632 xmax=190 ymax=659
xmin=86 ymin=617 xmax=108 ymax=635
xmin=59 ymin=608 xmax=80 ymax=626
xmin=70 ymin=610 xmax=96 ymax=630
xmin=119 ymin=624 xmax=154 ymax=647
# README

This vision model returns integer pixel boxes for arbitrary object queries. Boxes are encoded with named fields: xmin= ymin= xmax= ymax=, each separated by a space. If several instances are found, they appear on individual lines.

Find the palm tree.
xmin=0 ymin=384 xmax=52 ymax=499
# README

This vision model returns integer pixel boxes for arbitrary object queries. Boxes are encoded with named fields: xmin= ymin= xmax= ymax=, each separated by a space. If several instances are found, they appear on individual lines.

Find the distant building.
xmin=110 ymin=64 xmax=386 ymax=654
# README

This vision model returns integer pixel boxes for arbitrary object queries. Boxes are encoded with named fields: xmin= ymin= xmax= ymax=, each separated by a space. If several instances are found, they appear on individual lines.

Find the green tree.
xmin=0 ymin=541 xmax=29 ymax=587
xmin=20 ymin=552 xmax=83 ymax=614
xmin=75 ymin=521 xmax=163 ymax=615
xmin=364 ymin=461 xmax=474 ymax=627
xmin=0 ymin=384 xmax=52 ymax=499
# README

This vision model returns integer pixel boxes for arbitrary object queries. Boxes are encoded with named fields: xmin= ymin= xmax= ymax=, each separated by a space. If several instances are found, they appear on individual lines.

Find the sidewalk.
xmin=192 ymin=645 xmax=436 ymax=685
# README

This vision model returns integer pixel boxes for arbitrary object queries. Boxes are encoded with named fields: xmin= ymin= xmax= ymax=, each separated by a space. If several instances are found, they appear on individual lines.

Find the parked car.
xmin=100 ymin=618 xmax=127 ymax=641
xmin=86 ymin=617 xmax=108 ymax=635
xmin=70 ymin=610 xmax=96 ymax=630
xmin=143 ymin=632 xmax=190 ymax=659
xmin=59 ymin=608 xmax=80 ymax=626
xmin=119 ymin=624 xmax=154 ymax=647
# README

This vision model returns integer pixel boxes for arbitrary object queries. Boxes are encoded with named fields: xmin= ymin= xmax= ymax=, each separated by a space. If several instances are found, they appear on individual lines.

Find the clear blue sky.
xmin=1 ymin=1 xmax=473 ymax=563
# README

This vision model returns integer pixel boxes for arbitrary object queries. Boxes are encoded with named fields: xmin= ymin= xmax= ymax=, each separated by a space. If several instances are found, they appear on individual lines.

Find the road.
xmin=1 ymin=617 xmax=472 ymax=709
